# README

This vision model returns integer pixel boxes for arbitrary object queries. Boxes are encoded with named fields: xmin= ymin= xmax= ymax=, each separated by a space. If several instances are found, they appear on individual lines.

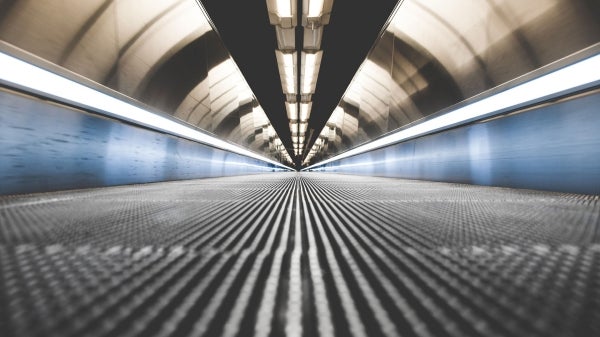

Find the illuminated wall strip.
xmin=0 ymin=51 xmax=291 ymax=170
xmin=305 ymin=53 xmax=600 ymax=170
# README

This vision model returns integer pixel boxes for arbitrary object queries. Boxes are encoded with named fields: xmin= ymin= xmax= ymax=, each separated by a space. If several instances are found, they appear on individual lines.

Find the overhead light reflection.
xmin=268 ymin=0 xmax=333 ymax=160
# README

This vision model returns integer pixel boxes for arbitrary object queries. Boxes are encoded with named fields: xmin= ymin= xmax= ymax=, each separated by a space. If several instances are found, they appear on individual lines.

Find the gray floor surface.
xmin=1 ymin=173 xmax=599 ymax=337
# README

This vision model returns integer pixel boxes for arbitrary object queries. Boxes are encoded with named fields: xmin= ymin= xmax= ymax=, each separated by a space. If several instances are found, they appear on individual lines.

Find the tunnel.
xmin=1 ymin=1 xmax=600 ymax=336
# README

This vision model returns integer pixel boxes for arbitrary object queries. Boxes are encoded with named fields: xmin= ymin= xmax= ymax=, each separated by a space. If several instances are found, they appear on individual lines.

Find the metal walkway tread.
xmin=1 ymin=173 xmax=599 ymax=337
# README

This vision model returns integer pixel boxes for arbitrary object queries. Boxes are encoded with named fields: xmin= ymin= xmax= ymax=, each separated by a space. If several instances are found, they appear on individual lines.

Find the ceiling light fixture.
xmin=275 ymin=26 xmax=296 ymax=51
xmin=299 ymin=122 xmax=308 ymax=134
xmin=301 ymin=51 xmax=323 ymax=95
xmin=266 ymin=0 xmax=297 ymax=27
xmin=299 ymin=102 xmax=312 ymax=121
xmin=275 ymin=50 xmax=297 ymax=94
xmin=286 ymin=101 xmax=298 ymax=120
xmin=267 ymin=0 xmax=334 ymax=162
xmin=303 ymin=0 xmax=334 ymax=26
xmin=303 ymin=26 xmax=323 ymax=50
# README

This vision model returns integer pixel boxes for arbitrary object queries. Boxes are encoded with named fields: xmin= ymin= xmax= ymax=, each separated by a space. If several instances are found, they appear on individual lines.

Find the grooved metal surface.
xmin=1 ymin=173 xmax=599 ymax=337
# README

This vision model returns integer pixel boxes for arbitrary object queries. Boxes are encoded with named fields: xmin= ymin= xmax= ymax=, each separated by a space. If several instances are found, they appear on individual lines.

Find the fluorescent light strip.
xmin=299 ymin=122 xmax=308 ymax=134
xmin=276 ymin=0 xmax=293 ymax=18
xmin=276 ymin=50 xmax=297 ymax=94
xmin=299 ymin=102 xmax=312 ymax=121
xmin=0 ymin=52 xmax=291 ymax=170
xmin=307 ymin=0 xmax=325 ymax=18
xmin=286 ymin=101 xmax=298 ymax=120
xmin=301 ymin=51 xmax=322 ymax=94
xmin=306 ymin=53 xmax=600 ymax=170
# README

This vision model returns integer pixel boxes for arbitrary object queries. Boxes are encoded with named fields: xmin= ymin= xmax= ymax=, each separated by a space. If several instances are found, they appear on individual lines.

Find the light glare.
xmin=307 ymin=0 xmax=324 ymax=18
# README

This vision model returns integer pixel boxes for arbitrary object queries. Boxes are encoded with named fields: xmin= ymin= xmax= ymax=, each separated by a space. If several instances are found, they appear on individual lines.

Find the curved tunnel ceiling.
xmin=303 ymin=0 xmax=600 ymax=165
xmin=0 ymin=0 xmax=293 ymax=165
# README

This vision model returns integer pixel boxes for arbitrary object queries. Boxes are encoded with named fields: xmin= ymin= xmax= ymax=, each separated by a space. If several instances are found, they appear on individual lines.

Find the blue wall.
xmin=0 ymin=89 xmax=280 ymax=194
xmin=312 ymin=90 xmax=600 ymax=195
